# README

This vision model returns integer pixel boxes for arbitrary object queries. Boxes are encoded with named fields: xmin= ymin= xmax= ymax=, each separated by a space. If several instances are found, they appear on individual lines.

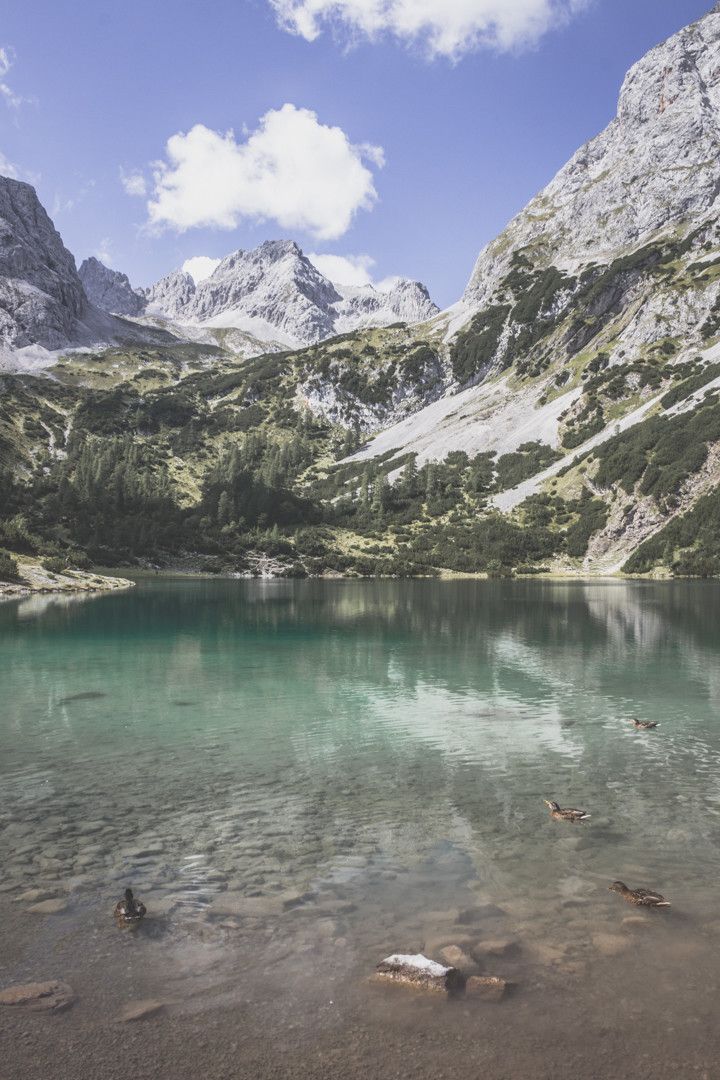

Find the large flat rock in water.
xmin=374 ymin=954 xmax=463 ymax=994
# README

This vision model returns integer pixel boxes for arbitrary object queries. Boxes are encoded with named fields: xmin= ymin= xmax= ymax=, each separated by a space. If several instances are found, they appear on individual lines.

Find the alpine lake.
xmin=1 ymin=577 xmax=720 ymax=1079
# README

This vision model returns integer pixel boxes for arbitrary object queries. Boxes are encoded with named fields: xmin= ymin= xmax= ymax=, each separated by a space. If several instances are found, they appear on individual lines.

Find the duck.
xmin=114 ymin=887 xmax=147 ymax=923
xmin=608 ymin=881 xmax=670 ymax=907
xmin=544 ymin=799 xmax=590 ymax=823
xmin=629 ymin=718 xmax=659 ymax=730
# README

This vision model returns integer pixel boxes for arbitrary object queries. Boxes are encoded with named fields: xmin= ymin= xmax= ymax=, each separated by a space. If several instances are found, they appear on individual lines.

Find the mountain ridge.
xmin=85 ymin=239 xmax=440 ymax=350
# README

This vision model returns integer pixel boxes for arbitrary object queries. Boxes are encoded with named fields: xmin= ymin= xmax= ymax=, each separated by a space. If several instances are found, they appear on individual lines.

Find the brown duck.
xmin=609 ymin=881 xmax=670 ymax=907
xmin=114 ymin=887 xmax=147 ymax=923
xmin=544 ymin=800 xmax=590 ymax=823
xmin=629 ymin=718 xmax=659 ymax=730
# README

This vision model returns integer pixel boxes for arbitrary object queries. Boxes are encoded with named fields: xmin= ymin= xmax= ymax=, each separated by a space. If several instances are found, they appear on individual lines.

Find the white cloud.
xmin=309 ymin=253 xmax=410 ymax=291
xmin=0 ymin=45 xmax=26 ymax=108
xmin=120 ymin=169 xmax=147 ymax=197
xmin=375 ymin=274 xmax=404 ymax=293
xmin=308 ymin=252 xmax=375 ymax=286
xmin=51 ymin=178 xmax=96 ymax=219
xmin=269 ymin=0 xmax=588 ymax=59
xmin=95 ymin=238 xmax=113 ymax=266
xmin=0 ymin=150 xmax=19 ymax=179
xmin=182 ymin=255 xmax=221 ymax=283
xmin=146 ymin=103 xmax=383 ymax=241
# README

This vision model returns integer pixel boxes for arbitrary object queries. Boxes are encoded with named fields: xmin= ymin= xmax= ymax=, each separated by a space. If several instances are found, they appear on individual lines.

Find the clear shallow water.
xmin=2 ymin=579 xmax=720 ymax=1079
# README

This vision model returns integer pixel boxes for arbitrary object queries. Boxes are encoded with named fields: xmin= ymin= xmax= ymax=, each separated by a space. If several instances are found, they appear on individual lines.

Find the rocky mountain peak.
xmin=78 ymin=256 xmax=145 ymax=317
xmin=463 ymin=3 xmax=720 ymax=310
xmin=144 ymin=270 xmax=196 ymax=319
xmin=0 ymin=176 xmax=88 ymax=352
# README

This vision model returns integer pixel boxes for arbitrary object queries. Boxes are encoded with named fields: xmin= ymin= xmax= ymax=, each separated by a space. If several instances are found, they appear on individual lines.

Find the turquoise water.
xmin=2 ymin=578 xmax=720 ymax=1078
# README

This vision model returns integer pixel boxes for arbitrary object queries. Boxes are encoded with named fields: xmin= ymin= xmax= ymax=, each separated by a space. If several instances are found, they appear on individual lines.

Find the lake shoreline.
xmin=100 ymin=565 xmax=673 ymax=584
xmin=0 ymin=562 xmax=681 ymax=603
xmin=0 ymin=557 xmax=135 ymax=603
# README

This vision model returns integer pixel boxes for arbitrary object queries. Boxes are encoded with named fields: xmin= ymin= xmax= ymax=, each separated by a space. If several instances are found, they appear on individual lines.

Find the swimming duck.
xmin=608 ymin=881 xmax=670 ymax=907
xmin=629 ymin=718 xmax=659 ymax=730
xmin=114 ymin=887 xmax=147 ymax=923
xmin=544 ymin=800 xmax=590 ymax=823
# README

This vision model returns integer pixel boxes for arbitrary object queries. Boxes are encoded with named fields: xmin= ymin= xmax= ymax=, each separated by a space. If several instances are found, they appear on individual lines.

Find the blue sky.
xmin=0 ymin=0 xmax=713 ymax=306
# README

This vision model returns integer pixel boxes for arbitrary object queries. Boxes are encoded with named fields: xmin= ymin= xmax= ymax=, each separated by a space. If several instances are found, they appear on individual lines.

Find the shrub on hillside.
xmin=0 ymin=549 xmax=20 ymax=582
xmin=42 ymin=556 xmax=67 ymax=576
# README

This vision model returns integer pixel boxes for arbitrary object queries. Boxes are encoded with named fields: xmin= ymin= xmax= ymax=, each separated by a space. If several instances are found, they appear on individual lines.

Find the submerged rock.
xmin=465 ymin=976 xmax=508 ymax=1002
xmin=0 ymin=981 xmax=75 ymax=1012
xmin=470 ymin=938 xmax=520 ymax=961
xmin=455 ymin=904 xmax=505 ymax=925
xmin=592 ymin=933 xmax=628 ymax=957
xmin=14 ymin=888 xmax=61 ymax=904
xmin=27 ymin=898 xmax=68 ymax=915
xmin=439 ymin=945 xmax=478 ymax=976
xmin=208 ymin=893 xmax=284 ymax=918
xmin=622 ymin=915 xmax=652 ymax=930
xmin=374 ymin=954 xmax=464 ymax=994
xmin=117 ymin=999 xmax=168 ymax=1022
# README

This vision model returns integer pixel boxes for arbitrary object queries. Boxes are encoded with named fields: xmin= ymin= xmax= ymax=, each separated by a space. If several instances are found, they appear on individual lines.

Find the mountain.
xmin=4 ymin=6 xmax=720 ymax=582
xmin=458 ymin=0 xmax=720 ymax=339
xmin=180 ymin=241 xmax=341 ymax=346
xmin=0 ymin=177 xmax=181 ymax=370
xmin=142 ymin=240 xmax=440 ymax=347
xmin=89 ymin=240 xmax=439 ymax=349
xmin=332 ymin=279 xmax=439 ymax=335
xmin=343 ymin=3 xmax=720 ymax=571
xmin=0 ymin=177 xmax=89 ymax=356
xmin=78 ymin=257 xmax=145 ymax=317
xmin=143 ymin=269 xmax=197 ymax=319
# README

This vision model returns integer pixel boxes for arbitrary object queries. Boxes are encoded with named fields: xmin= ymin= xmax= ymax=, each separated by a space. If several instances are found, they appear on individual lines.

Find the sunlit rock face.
xmin=143 ymin=270 xmax=197 ymax=320
xmin=462 ymin=6 xmax=720 ymax=312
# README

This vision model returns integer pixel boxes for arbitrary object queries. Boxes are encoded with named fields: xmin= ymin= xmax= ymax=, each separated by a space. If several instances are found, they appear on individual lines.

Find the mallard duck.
xmin=114 ymin=887 xmax=147 ymax=923
xmin=544 ymin=799 xmax=590 ymax=823
xmin=629 ymin=718 xmax=659 ymax=730
xmin=608 ymin=881 xmax=670 ymax=907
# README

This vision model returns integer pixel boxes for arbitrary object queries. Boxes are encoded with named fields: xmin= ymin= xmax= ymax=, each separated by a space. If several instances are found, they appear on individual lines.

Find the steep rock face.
xmin=440 ymin=4 xmax=720 ymax=407
xmin=0 ymin=177 xmax=88 ymax=350
xmin=144 ymin=270 xmax=197 ymax=319
xmin=78 ymin=257 xmax=145 ymax=317
xmin=189 ymin=240 xmax=340 ymax=344
xmin=463 ymin=5 xmax=720 ymax=313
